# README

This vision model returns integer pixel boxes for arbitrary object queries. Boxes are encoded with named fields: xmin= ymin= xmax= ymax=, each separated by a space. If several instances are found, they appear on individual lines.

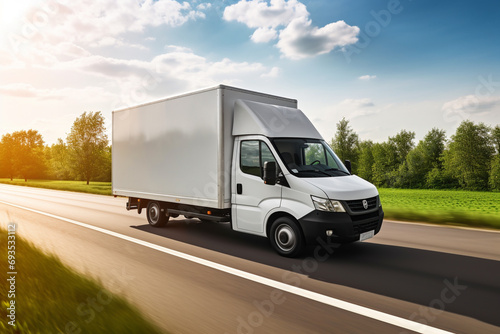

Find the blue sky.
xmin=0 ymin=0 xmax=499 ymax=145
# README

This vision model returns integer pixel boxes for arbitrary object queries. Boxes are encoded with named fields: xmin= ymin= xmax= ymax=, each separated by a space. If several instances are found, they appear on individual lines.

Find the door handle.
xmin=237 ymin=183 xmax=243 ymax=194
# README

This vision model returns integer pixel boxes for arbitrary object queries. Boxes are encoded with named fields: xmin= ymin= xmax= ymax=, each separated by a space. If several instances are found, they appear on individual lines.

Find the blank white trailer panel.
xmin=112 ymin=85 xmax=296 ymax=209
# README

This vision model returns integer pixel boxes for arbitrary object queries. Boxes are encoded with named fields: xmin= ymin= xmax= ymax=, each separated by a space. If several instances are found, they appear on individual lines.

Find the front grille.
xmin=345 ymin=196 xmax=378 ymax=213
xmin=351 ymin=210 xmax=380 ymax=222
xmin=353 ymin=220 xmax=379 ymax=234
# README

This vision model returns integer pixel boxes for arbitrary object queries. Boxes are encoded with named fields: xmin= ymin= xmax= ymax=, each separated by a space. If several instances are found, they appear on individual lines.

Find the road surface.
xmin=0 ymin=184 xmax=499 ymax=334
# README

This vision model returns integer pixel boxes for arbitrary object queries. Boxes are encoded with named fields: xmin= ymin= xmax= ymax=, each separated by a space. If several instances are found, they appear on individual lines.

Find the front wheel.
xmin=146 ymin=201 xmax=169 ymax=227
xmin=269 ymin=217 xmax=305 ymax=257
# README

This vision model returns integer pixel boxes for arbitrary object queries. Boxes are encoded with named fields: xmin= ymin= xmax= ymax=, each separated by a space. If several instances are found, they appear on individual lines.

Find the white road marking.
xmin=0 ymin=199 xmax=454 ymax=334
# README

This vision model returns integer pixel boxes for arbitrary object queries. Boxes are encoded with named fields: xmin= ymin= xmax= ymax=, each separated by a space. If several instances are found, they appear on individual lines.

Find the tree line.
xmin=0 ymin=112 xmax=110 ymax=184
xmin=1 ymin=111 xmax=499 ymax=191
xmin=331 ymin=118 xmax=500 ymax=191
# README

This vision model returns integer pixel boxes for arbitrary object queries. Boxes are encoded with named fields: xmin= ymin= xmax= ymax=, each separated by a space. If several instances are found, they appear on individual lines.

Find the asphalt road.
xmin=0 ymin=184 xmax=499 ymax=334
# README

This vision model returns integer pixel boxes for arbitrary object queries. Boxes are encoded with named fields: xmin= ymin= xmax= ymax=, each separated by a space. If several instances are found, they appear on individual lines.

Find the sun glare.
xmin=0 ymin=1 xmax=39 ymax=33
xmin=0 ymin=1 xmax=42 ymax=50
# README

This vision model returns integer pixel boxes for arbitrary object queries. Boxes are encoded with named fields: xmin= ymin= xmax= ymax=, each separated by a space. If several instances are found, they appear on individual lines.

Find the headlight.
xmin=311 ymin=196 xmax=345 ymax=212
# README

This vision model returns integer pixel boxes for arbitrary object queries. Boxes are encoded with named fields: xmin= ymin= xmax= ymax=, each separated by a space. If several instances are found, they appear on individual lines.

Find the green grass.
xmin=0 ymin=179 xmax=111 ymax=195
xmin=1 ymin=179 xmax=498 ymax=229
xmin=379 ymin=188 xmax=500 ymax=229
xmin=0 ymin=227 xmax=164 ymax=334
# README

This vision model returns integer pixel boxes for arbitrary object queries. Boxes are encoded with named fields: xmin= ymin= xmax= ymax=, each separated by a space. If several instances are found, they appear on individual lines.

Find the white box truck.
xmin=113 ymin=85 xmax=383 ymax=257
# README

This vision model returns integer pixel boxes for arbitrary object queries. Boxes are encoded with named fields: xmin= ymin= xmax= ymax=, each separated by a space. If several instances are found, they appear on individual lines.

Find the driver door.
xmin=233 ymin=137 xmax=282 ymax=234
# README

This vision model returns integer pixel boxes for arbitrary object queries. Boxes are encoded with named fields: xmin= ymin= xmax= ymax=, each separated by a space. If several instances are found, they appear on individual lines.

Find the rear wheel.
xmin=269 ymin=217 xmax=305 ymax=257
xmin=146 ymin=201 xmax=169 ymax=227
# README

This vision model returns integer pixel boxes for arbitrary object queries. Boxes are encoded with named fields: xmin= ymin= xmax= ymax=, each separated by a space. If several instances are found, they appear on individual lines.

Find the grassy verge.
xmin=0 ymin=227 xmax=164 ymax=333
xmin=379 ymin=188 xmax=500 ymax=230
xmin=0 ymin=179 xmax=111 ymax=196
xmin=1 ymin=179 xmax=499 ymax=230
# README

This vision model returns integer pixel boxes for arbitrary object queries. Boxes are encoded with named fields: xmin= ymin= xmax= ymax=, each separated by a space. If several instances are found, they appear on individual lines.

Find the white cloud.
xmin=66 ymin=48 xmax=272 ymax=84
xmin=223 ymin=0 xmax=359 ymax=59
xmin=359 ymin=75 xmax=376 ymax=81
xmin=164 ymin=45 xmax=193 ymax=52
xmin=261 ymin=66 xmax=280 ymax=78
xmin=441 ymin=94 xmax=500 ymax=125
xmin=197 ymin=3 xmax=212 ymax=11
xmin=223 ymin=0 xmax=308 ymax=29
xmin=60 ymin=0 xmax=206 ymax=40
xmin=442 ymin=95 xmax=500 ymax=114
xmin=277 ymin=17 xmax=359 ymax=60
xmin=339 ymin=98 xmax=375 ymax=109
xmin=335 ymin=98 xmax=379 ymax=118
xmin=251 ymin=27 xmax=278 ymax=43
xmin=89 ymin=37 xmax=149 ymax=50
xmin=0 ymin=50 xmax=24 ymax=69
xmin=0 ymin=83 xmax=116 ymax=104
xmin=4 ymin=0 xmax=208 ymax=65
xmin=0 ymin=83 xmax=64 ymax=99
xmin=50 ymin=47 xmax=276 ymax=109
xmin=61 ymin=55 xmax=151 ymax=79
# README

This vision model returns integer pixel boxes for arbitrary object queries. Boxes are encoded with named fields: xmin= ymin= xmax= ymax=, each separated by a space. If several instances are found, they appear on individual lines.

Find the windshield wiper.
xmin=325 ymin=168 xmax=350 ymax=175
xmin=293 ymin=169 xmax=330 ymax=177
xmin=309 ymin=169 xmax=332 ymax=177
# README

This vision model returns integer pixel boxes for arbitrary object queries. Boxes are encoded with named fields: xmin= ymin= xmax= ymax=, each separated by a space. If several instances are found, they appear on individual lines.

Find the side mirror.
xmin=344 ymin=160 xmax=352 ymax=174
xmin=263 ymin=161 xmax=277 ymax=185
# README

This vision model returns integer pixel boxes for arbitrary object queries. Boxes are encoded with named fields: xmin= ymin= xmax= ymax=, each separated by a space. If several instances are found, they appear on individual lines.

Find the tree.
xmin=425 ymin=166 xmax=459 ymax=189
xmin=95 ymin=145 xmax=112 ymax=182
xmin=404 ymin=128 xmax=447 ymax=188
xmin=67 ymin=111 xmax=109 ymax=185
xmin=491 ymin=125 xmax=500 ymax=190
xmin=330 ymin=117 xmax=359 ymax=172
xmin=388 ymin=130 xmax=415 ymax=166
xmin=370 ymin=131 xmax=410 ymax=187
xmin=357 ymin=140 xmax=374 ymax=181
xmin=421 ymin=128 xmax=447 ymax=169
xmin=489 ymin=155 xmax=500 ymax=191
xmin=0 ymin=133 xmax=16 ymax=180
xmin=48 ymin=138 xmax=72 ymax=180
xmin=10 ymin=130 xmax=46 ymax=181
xmin=371 ymin=142 xmax=393 ymax=187
xmin=403 ymin=147 xmax=426 ymax=188
xmin=492 ymin=125 xmax=500 ymax=154
xmin=444 ymin=120 xmax=494 ymax=190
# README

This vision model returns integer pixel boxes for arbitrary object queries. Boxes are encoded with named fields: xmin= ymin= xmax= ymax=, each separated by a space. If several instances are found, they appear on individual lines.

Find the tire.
xmin=146 ymin=201 xmax=169 ymax=227
xmin=269 ymin=217 xmax=305 ymax=257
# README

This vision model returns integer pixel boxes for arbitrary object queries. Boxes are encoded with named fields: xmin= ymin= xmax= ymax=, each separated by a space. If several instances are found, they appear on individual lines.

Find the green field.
xmin=0 ymin=179 xmax=498 ymax=229
xmin=379 ymin=188 xmax=500 ymax=229
xmin=0 ymin=227 xmax=164 ymax=334
xmin=0 ymin=179 xmax=111 ymax=195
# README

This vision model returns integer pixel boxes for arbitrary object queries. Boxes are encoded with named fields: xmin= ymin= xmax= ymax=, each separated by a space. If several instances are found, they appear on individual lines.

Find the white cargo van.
xmin=113 ymin=85 xmax=383 ymax=257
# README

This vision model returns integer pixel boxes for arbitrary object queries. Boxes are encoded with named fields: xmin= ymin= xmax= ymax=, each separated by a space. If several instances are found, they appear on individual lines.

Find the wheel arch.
xmin=266 ymin=211 xmax=303 ymax=240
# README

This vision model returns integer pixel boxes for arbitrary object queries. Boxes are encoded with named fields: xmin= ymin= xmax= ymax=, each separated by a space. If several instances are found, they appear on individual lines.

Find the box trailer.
xmin=113 ymin=85 xmax=383 ymax=257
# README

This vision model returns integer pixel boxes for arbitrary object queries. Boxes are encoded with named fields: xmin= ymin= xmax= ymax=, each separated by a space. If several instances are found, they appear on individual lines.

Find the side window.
xmin=241 ymin=141 xmax=260 ymax=177
xmin=240 ymin=140 xmax=277 ymax=178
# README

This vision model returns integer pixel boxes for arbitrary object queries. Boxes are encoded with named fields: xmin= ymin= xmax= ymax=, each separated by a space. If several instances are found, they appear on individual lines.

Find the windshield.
xmin=272 ymin=138 xmax=350 ymax=177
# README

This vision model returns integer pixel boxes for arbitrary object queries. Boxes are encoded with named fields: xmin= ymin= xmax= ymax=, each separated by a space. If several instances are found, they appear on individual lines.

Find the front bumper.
xmin=297 ymin=207 xmax=384 ymax=244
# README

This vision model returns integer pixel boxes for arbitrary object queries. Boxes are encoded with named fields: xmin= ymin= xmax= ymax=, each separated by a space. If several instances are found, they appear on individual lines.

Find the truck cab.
xmin=231 ymin=100 xmax=383 ymax=256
